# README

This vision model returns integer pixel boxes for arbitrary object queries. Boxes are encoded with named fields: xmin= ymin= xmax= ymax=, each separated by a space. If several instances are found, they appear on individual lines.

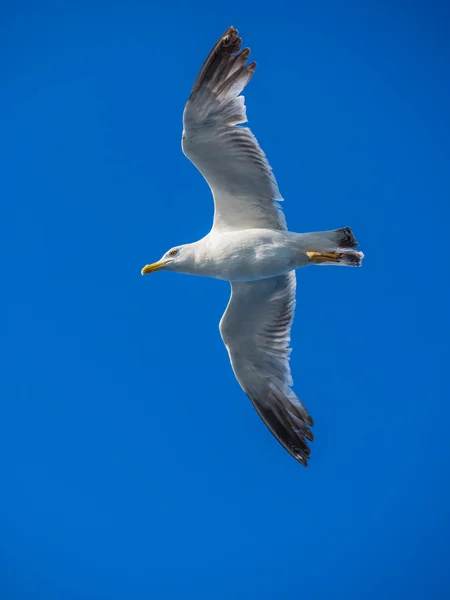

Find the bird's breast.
xmin=196 ymin=230 xmax=301 ymax=282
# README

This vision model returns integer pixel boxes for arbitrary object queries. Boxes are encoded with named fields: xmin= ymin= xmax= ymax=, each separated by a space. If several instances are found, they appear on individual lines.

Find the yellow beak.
xmin=141 ymin=260 xmax=169 ymax=275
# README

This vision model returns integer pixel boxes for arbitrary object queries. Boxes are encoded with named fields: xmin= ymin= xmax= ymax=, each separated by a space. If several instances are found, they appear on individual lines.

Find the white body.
xmin=172 ymin=229 xmax=311 ymax=281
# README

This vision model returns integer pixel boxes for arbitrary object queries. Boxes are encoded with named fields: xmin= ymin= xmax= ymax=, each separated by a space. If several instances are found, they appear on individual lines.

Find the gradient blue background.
xmin=2 ymin=1 xmax=450 ymax=598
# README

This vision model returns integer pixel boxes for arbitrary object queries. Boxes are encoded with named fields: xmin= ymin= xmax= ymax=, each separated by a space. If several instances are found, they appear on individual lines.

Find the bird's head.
xmin=141 ymin=245 xmax=194 ymax=275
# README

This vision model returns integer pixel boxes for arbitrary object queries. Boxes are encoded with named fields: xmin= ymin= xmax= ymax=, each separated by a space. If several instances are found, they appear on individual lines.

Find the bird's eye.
xmin=169 ymin=249 xmax=178 ymax=257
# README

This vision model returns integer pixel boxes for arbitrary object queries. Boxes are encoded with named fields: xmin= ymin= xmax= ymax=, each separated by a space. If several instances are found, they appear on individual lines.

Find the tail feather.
xmin=339 ymin=249 xmax=364 ymax=266
xmin=334 ymin=226 xmax=358 ymax=249
xmin=298 ymin=227 xmax=359 ymax=251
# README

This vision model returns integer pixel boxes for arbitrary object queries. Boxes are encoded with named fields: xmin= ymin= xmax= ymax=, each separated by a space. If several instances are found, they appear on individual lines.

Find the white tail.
xmin=297 ymin=227 xmax=358 ymax=251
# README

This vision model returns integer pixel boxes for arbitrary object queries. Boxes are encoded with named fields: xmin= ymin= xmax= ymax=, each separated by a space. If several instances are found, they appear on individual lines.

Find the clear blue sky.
xmin=2 ymin=1 xmax=450 ymax=598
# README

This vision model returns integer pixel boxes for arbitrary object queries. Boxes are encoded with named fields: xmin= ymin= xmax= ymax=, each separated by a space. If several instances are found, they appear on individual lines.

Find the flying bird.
xmin=141 ymin=27 xmax=363 ymax=466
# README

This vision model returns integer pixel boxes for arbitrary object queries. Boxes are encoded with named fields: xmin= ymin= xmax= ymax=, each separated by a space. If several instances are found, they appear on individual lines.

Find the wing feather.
xmin=182 ymin=27 xmax=286 ymax=233
xmin=219 ymin=273 xmax=314 ymax=466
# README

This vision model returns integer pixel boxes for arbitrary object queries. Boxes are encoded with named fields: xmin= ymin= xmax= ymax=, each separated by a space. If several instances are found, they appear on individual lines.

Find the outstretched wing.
xmin=219 ymin=273 xmax=314 ymax=466
xmin=182 ymin=26 xmax=286 ymax=233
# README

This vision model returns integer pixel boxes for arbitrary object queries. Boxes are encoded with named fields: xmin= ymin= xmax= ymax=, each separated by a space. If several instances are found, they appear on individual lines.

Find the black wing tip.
xmin=291 ymin=438 xmax=312 ymax=467
xmin=219 ymin=26 xmax=241 ymax=52
xmin=190 ymin=25 xmax=254 ymax=97
xmin=254 ymin=402 xmax=314 ymax=468
xmin=223 ymin=25 xmax=238 ymax=38
xmin=215 ymin=26 xmax=253 ymax=66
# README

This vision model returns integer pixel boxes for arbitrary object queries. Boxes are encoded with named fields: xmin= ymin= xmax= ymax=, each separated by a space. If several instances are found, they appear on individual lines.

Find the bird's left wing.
xmin=219 ymin=272 xmax=314 ymax=466
xmin=182 ymin=26 xmax=286 ymax=233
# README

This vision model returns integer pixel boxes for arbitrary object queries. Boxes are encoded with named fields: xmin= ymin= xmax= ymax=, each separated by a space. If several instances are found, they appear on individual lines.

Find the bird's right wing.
xmin=182 ymin=26 xmax=287 ymax=233
xmin=219 ymin=272 xmax=314 ymax=466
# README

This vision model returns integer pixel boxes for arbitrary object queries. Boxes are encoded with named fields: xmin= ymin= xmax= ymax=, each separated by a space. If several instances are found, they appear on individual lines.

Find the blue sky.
xmin=2 ymin=0 xmax=450 ymax=598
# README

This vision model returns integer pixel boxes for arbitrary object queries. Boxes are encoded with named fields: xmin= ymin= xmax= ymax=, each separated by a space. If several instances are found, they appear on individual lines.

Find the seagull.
xmin=141 ymin=27 xmax=363 ymax=466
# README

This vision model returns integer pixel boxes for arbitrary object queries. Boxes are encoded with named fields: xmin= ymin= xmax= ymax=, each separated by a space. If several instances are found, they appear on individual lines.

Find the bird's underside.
xmin=143 ymin=26 xmax=364 ymax=467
